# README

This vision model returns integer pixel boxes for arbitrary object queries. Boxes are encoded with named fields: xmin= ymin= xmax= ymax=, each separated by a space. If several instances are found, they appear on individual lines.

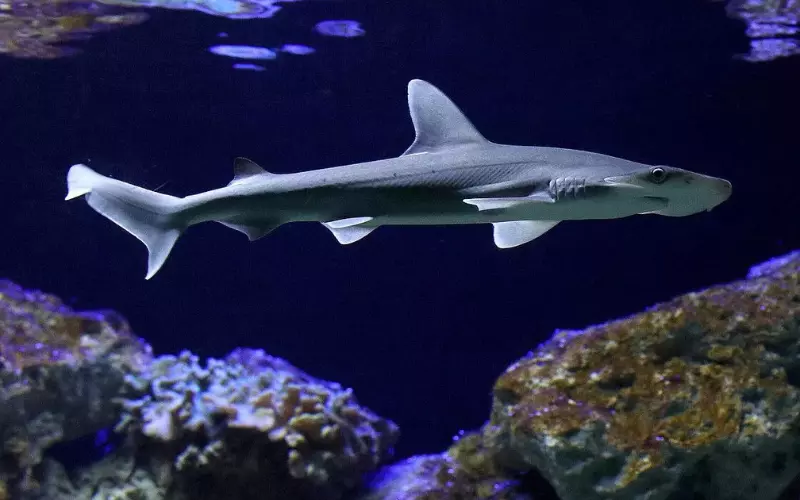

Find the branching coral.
xmin=117 ymin=348 xmax=400 ymax=499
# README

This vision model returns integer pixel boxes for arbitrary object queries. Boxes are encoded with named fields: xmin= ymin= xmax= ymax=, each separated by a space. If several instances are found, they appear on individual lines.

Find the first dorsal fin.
xmin=402 ymin=79 xmax=488 ymax=156
xmin=230 ymin=157 xmax=273 ymax=186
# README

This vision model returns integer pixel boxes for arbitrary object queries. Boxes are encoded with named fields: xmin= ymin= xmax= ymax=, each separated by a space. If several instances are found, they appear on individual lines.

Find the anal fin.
xmin=218 ymin=221 xmax=279 ymax=241
xmin=492 ymin=220 xmax=560 ymax=248
xmin=324 ymin=216 xmax=373 ymax=229
xmin=322 ymin=217 xmax=376 ymax=244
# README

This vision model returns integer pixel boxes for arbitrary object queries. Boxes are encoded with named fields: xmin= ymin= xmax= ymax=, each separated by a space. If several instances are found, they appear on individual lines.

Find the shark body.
xmin=66 ymin=79 xmax=732 ymax=279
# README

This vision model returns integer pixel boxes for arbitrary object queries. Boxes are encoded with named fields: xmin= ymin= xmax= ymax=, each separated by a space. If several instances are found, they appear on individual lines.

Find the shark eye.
xmin=649 ymin=167 xmax=668 ymax=184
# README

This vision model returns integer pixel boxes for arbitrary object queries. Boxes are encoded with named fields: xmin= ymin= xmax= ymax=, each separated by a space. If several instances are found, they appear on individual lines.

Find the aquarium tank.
xmin=0 ymin=0 xmax=798 ymax=498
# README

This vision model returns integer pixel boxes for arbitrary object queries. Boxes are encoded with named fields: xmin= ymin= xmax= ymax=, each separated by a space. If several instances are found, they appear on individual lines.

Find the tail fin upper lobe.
xmin=66 ymin=164 xmax=185 ymax=279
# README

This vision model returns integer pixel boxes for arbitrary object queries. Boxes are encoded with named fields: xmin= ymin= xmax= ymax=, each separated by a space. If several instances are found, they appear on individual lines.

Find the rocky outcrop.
xmin=360 ymin=429 xmax=533 ymax=500
xmin=0 ymin=280 xmax=152 ymax=496
xmin=490 ymin=251 xmax=800 ymax=500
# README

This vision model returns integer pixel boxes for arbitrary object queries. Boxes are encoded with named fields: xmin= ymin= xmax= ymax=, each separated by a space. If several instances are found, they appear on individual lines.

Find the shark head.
xmin=602 ymin=165 xmax=732 ymax=217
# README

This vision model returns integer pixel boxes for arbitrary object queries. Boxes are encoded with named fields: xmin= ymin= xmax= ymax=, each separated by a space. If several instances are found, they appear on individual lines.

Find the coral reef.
xmin=0 ymin=280 xmax=152 ymax=496
xmin=361 ymin=428 xmax=533 ymax=500
xmin=0 ymin=279 xmax=398 ymax=499
xmin=0 ymin=0 xmax=148 ymax=59
xmin=722 ymin=0 xmax=800 ymax=61
xmin=116 ymin=348 xmax=400 ymax=500
xmin=8 ymin=250 xmax=800 ymax=500
xmin=490 ymin=251 xmax=800 ymax=500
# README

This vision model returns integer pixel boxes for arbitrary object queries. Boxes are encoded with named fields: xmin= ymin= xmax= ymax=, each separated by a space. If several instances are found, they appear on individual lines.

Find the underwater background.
xmin=1 ymin=0 xmax=799 ymax=498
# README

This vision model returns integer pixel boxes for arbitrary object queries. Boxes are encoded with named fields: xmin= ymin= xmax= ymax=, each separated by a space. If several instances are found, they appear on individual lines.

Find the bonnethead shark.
xmin=66 ymin=79 xmax=732 ymax=279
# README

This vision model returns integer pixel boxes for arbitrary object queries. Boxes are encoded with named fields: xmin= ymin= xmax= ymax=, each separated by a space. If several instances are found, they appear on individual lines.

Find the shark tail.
xmin=66 ymin=164 xmax=186 ymax=280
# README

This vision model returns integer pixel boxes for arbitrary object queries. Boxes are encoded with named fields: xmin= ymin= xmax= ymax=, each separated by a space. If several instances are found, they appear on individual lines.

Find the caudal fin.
xmin=66 ymin=164 xmax=186 ymax=279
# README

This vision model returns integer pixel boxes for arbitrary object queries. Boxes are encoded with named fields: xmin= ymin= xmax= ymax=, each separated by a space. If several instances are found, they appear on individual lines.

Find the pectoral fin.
xmin=492 ymin=220 xmax=560 ymax=248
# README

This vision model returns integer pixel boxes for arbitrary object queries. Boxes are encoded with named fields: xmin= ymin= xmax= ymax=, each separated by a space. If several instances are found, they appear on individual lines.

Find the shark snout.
xmin=714 ymin=179 xmax=732 ymax=198
xmin=650 ymin=174 xmax=732 ymax=217
xmin=706 ymin=178 xmax=732 ymax=211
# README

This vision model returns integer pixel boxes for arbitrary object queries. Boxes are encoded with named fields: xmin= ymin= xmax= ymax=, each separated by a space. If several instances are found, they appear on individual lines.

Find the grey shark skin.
xmin=65 ymin=79 xmax=732 ymax=279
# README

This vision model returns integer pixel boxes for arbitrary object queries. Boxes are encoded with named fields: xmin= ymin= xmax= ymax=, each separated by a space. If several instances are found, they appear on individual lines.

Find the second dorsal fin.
xmin=230 ymin=157 xmax=274 ymax=186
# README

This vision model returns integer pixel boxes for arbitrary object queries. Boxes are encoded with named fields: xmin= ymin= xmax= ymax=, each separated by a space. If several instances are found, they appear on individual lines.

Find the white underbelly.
xmin=367 ymin=196 xmax=667 ymax=226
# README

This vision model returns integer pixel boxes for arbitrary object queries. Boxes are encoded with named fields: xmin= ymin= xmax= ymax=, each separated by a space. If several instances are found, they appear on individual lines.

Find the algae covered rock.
xmin=0 ymin=280 xmax=152 ymax=494
xmin=116 ymin=348 xmax=400 ymax=500
xmin=0 ymin=0 xmax=149 ymax=59
xmin=361 ymin=428 xmax=533 ymax=500
xmin=489 ymin=251 xmax=800 ymax=500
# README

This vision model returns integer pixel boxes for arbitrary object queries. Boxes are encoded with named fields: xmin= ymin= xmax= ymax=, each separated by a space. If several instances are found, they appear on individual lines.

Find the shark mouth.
xmin=643 ymin=196 xmax=669 ymax=206
xmin=636 ymin=196 xmax=669 ymax=215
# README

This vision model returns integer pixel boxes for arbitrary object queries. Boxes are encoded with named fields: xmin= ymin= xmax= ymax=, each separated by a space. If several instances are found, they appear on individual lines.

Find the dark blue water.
xmin=1 ymin=0 xmax=798 ymax=461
